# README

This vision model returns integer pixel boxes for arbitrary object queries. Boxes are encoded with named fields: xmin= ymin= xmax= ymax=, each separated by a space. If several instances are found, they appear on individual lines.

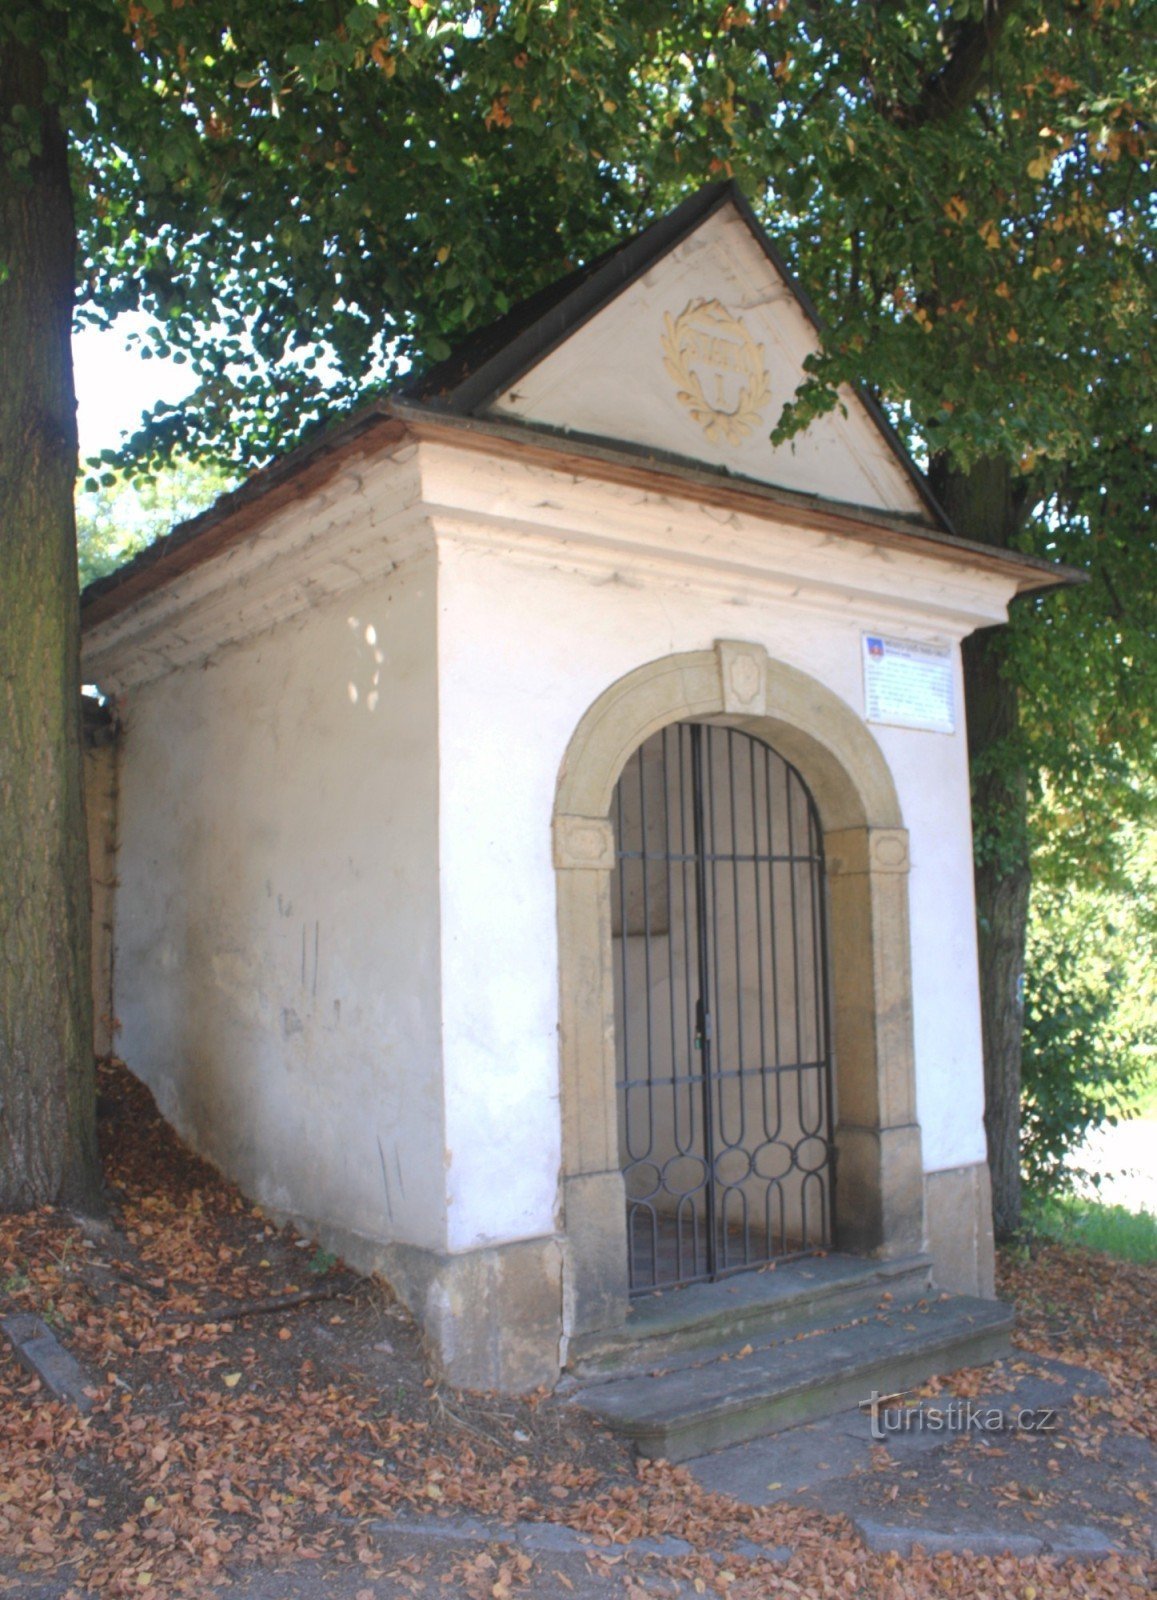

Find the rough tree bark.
xmin=876 ymin=3 xmax=1035 ymax=1243
xmin=0 ymin=38 xmax=102 ymax=1211
xmin=930 ymin=454 xmax=1031 ymax=1239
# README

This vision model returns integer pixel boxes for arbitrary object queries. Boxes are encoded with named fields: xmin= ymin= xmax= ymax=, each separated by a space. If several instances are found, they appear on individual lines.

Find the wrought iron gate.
xmin=612 ymin=722 xmax=834 ymax=1293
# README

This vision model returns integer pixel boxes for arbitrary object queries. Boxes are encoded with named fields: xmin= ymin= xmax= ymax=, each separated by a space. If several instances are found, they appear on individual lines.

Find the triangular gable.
xmin=403 ymin=184 xmax=944 ymax=528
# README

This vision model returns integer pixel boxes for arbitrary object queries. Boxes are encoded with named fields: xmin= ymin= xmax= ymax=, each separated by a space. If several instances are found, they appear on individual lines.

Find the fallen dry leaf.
xmin=0 ymin=1059 xmax=1152 ymax=1600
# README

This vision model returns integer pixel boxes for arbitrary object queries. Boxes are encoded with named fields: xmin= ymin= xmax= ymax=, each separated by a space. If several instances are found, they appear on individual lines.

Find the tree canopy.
xmin=2 ymin=0 xmax=1153 ymax=1214
xmin=52 ymin=2 xmax=1151 ymax=475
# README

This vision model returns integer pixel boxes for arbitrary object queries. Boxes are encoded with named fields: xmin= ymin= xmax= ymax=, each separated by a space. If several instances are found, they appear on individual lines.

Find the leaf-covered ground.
xmin=1 ymin=1061 xmax=1152 ymax=1599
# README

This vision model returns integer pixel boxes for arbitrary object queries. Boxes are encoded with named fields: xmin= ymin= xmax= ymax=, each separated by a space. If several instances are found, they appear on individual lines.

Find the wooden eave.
xmin=79 ymin=406 xmax=406 ymax=629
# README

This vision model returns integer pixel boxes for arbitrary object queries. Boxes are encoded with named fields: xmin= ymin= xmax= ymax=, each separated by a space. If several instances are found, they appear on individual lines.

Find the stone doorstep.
xmin=573 ymin=1293 xmax=1014 ymax=1464
xmin=564 ymin=1252 xmax=934 ymax=1383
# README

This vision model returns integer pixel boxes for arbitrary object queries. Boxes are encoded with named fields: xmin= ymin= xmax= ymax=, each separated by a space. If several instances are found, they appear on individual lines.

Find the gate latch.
xmin=694 ymin=1000 xmax=712 ymax=1050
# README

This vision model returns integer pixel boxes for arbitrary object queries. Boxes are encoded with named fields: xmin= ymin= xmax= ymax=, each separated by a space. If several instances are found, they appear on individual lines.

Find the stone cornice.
xmin=415 ymin=442 xmax=1018 ymax=636
xmin=80 ymin=420 xmax=1058 ymax=695
xmin=395 ymin=406 xmax=1079 ymax=600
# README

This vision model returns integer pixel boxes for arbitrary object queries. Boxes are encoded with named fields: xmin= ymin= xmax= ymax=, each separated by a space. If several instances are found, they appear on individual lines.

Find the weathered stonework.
xmin=556 ymin=867 xmax=618 ymax=1178
xmin=83 ymin=710 xmax=119 ymax=1059
xmin=828 ymin=845 xmax=918 ymax=1128
xmin=384 ymin=1236 xmax=563 ymax=1393
xmin=925 ymin=1162 xmax=997 ymax=1297
xmin=835 ymin=1123 xmax=925 ymax=1258
xmin=553 ymin=641 xmax=928 ymax=1344
xmin=553 ymin=815 xmax=616 ymax=872
xmin=561 ymin=1170 xmax=630 ymax=1340
xmin=717 ymin=638 xmax=769 ymax=716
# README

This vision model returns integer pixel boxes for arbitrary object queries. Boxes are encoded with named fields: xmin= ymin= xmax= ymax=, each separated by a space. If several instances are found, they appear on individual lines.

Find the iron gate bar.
xmin=638 ymin=745 xmax=654 ymax=1154
xmin=689 ymin=725 xmax=718 ymax=1282
xmin=669 ymin=728 xmax=699 ymax=1280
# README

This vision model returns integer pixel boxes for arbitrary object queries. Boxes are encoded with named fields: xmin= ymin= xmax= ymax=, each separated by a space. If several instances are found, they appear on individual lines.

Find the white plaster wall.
xmin=113 ymin=544 xmax=447 ymax=1254
xmin=434 ymin=532 xmax=988 ymax=1252
xmin=870 ymin=648 xmax=988 ymax=1172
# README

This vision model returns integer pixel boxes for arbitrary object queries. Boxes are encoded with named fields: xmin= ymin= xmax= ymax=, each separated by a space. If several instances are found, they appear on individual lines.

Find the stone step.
xmin=565 ymin=1253 xmax=934 ymax=1382
xmin=574 ymin=1292 xmax=1013 ymax=1463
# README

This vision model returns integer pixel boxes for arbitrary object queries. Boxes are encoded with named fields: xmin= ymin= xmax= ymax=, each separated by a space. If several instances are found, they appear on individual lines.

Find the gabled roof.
xmin=398 ymin=181 xmax=950 ymax=529
xmin=396 ymin=190 xmax=699 ymax=412
xmin=80 ymin=182 xmax=1084 ymax=630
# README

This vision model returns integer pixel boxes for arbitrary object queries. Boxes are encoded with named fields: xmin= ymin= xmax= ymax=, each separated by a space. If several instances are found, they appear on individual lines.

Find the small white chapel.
xmin=80 ymin=183 xmax=1072 ymax=1397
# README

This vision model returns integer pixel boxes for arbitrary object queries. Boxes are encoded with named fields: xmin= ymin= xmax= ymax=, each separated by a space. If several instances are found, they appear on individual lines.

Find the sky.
xmin=73 ymin=315 xmax=194 ymax=460
xmin=72 ymin=314 xmax=384 ymax=465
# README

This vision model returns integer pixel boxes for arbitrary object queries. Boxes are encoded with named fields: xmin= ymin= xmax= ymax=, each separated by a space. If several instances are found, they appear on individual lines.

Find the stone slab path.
xmin=687 ymin=1353 xmax=1153 ymax=1561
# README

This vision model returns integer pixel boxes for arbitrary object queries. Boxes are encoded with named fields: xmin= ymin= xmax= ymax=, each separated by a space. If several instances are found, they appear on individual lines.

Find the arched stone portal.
xmin=553 ymin=641 xmax=925 ymax=1342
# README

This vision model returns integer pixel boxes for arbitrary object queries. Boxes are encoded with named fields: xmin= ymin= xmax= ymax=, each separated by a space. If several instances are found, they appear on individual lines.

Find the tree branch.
xmin=890 ymin=0 xmax=1020 ymax=129
xmin=161 ymin=1281 xmax=354 ymax=1325
xmin=1098 ymin=561 xmax=1128 ymax=622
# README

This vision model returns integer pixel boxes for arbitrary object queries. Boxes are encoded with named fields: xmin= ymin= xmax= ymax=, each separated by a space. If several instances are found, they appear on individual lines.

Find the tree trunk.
xmin=0 ymin=39 xmax=101 ymax=1211
xmin=929 ymin=454 xmax=1030 ymax=1240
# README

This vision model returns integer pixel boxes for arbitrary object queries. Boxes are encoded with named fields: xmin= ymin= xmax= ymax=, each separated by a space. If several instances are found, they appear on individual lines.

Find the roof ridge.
xmin=399 ymin=182 xmax=735 ymax=413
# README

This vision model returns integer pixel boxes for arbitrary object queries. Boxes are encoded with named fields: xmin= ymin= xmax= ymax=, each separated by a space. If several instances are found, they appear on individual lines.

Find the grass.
xmin=1023 ymin=1191 xmax=1157 ymax=1264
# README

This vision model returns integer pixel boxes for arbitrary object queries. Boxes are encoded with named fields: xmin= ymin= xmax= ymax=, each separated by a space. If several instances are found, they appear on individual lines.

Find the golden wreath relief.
xmin=661 ymin=298 xmax=771 ymax=446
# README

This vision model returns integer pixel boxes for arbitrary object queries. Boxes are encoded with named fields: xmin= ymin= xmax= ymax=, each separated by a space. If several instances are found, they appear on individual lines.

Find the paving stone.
xmin=510 ymin=1521 xmax=596 ymax=1555
xmin=854 ymin=1517 xmax=1043 ymax=1557
xmin=690 ymin=1416 xmax=869 ymax=1503
xmin=996 ymin=1355 xmax=1111 ymax=1404
xmin=515 ymin=1521 xmax=693 ymax=1560
xmin=853 ymin=1516 xmax=1122 ymax=1559
xmin=728 ymin=1538 xmax=793 ymax=1564
xmin=366 ymin=1513 xmax=695 ymax=1561
xmin=368 ymin=1511 xmax=498 ymax=1545
xmin=1 ymin=1313 xmax=97 ymax=1412
xmin=1040 ymin=1525 xmax=1131 ymax=1558
xmin=686 ymin=1352 xmax=1151 ymax=1563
